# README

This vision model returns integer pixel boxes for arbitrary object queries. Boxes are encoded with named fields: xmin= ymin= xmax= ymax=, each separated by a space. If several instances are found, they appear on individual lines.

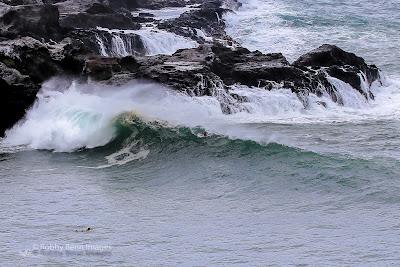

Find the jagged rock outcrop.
xmin=158 ymin=1 xmax=230 ymax=42
xmin=0 ymin=37 xmax=85 ymax=82
xmin=82 ymin=42 xmax=346 ymax=108
xmin=0 ymin=4 xmax=64 ymax=40
xmin=107 ymin=0 xmax=186 ymax=10
xmin=294 ymin=44 xmax=380 ymax=99
xmin=68 ymin=28 xmax=146 ymax=57
xmin=83 ymin=56 xmax=138 ymax=81
xmin=0 ymin=0 xmax=43 ymax=5
xmin=210 ymin=44 xmax=342 ymax=104
xmin=137 ymin=45 xmax=223 ymax=96
xmin=0 ymin=62 xmax=39 ymax=134
xmin=60 ymin=3 xmax=141 ymax=30
xmin=0 ymin=37 xmax=87 ymax=135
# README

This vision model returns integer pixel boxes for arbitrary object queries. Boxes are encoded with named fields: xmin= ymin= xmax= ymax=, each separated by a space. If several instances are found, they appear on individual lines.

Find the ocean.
xmin=1 ymin=0 xmax=400 ymax=265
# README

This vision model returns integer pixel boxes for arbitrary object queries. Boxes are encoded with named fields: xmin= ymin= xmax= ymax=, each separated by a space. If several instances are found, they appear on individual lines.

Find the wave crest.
xmin=2 ymin=75 xmax=400 ymax=160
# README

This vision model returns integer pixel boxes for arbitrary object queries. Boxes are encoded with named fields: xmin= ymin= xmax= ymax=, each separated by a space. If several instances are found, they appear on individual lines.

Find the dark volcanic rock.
xmin=0 ymin=4 xmax=64 ymax=40
xmin=42 ymin=0 xmax=65 ymax=4
xmin=0 ymin=0 xmax=43 ymax=5
xmin=295 ymin=44 xmax=371 ymax=70
xmin=0 ymin=38 xmax=62 ymax=83
xmin=158 ymin=2 xmax=229 ymax=42
xmin=210 ymin=45 xmax=290 ymax=86
xmin=84 ymin=57 xmax=120 ymax=80
xmin=137 ymin=45 xmax=223 ymax=96
xmin=86 ymin=3 xmax=114 ymax=14
xmin=294 ymin=44 xmax=380 ymax=98
xmin=60 ymin=5 xmax=141 ymax=30
xmin=0 ymin=37 xmax=87 ymax=135
xmin=107 ymin=0 xmax=139 ymax=9
xmin=83 ymin=43 xmax=340 ymax=106
xmin=68 ymin=28 xmax=146 ymax=57
xmin=83 ymin=56 xmax=139 ymax=81
xmin=108 ymin=0 xmax=186 ymax=10
xmin=0 ymin=62 xmax=39 ymax=136
xmin=84 ymin=44 xmax=218 ymax=95
xmin=209 ymin=44 xmax=340 ymax=105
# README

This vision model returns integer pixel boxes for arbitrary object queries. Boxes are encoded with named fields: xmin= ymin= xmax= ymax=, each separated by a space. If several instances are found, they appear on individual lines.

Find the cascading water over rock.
xmin=95 ymin=30 xmax=146 ymax=57
xmin=95 ymin=27 xmax=199 ymax=57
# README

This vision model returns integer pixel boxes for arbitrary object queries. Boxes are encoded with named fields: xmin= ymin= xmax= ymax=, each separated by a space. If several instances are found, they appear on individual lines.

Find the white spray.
xmin=2 ymin=75 xmax=400 ymax=154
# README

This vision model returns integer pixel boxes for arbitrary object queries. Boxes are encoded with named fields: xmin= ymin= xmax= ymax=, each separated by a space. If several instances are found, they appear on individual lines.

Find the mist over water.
xmin=2 ymin=0 xmax=400 ymax=266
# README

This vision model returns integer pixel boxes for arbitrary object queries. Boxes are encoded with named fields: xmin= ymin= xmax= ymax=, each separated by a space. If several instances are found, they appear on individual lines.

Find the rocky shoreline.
xmin=0 ymin=0 xmax=381 ymax=136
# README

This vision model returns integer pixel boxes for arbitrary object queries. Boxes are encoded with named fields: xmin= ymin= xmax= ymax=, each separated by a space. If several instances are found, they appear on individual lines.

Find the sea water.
xmin=1 ymin=0 xmax=400 ymax=265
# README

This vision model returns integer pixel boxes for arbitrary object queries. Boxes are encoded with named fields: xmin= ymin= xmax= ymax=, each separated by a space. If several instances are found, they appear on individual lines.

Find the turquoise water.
xmin=225 ymin=0 xmax=400 ymax=74
xmin=2 ymin=0 xmax=400 ymax=266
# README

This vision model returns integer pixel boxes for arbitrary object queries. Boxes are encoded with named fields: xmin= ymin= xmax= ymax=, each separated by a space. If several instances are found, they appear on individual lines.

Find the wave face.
xmin=3 ymin=75 xmax=400 ymax=161
xmin=2 ymin=78 xmax=223 ymax=152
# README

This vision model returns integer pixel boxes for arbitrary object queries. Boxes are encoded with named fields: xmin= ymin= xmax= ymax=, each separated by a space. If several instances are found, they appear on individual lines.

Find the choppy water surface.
xmin=225 ymin=0 xmax=400 ymax=73
xmin=1 ymin=0 xmax=400 ymax=266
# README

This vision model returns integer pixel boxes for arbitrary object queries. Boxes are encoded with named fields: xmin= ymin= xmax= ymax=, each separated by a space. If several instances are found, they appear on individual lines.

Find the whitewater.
xmin=3 ymin=74 xmax=400 ymax=159
xmin=2 ymin=0 xmax=400 ymax=266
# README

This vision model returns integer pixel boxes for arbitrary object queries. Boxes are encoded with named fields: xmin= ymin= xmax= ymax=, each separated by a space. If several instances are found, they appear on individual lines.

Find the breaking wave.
xmin=1 ymin=74 xmax=400 ymax=162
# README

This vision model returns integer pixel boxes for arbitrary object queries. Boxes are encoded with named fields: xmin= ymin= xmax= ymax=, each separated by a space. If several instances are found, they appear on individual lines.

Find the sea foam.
xmin=2 ymin=74 xmax=400 ymax=153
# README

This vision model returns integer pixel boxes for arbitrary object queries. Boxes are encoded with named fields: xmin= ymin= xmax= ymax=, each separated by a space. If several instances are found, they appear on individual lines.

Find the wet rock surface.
xmin=60 ymin=4 xmax=141 ymax=30
xmin=0 ymin=4 xmax=64 ymax=40
xmin=294 ymin=44 xmax=380 ymax=98
xmin=108 ymin=0 xmax=187 ymax=10
xmin=0 ymin=62 xmax=39 ymax=134
xmin=0 ymin=0 xmax=382 ymax=135
xmin=158 ymin=1 xmax=230 ymax=42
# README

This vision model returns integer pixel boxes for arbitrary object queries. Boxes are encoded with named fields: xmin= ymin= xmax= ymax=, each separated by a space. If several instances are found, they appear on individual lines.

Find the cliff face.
xmin=0 ymin=0 xmax=381 ymax=136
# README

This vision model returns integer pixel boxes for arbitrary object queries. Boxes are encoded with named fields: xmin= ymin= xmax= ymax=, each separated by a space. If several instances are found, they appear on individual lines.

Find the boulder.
xmin=158 ymin=2 xmax=229 ymax=42
xmin=83 ymin=55 xmax=139 ymax=81
xmin=0 ymin=62 xmax=40 ymax=136
xmin=60 ymin=4 xmax=141 ymax=30
xmin=107 ymin=0 xmax=186 ymax=10
xmin=294 ymin=44 xmax=380 ymax=98
xmin=0 ymin=37 xmax=73 ymax=84
xmin=137 ymin=45 xmax=222 ymax=96
xmin=0 ymin=4 xmax=64 ymax=40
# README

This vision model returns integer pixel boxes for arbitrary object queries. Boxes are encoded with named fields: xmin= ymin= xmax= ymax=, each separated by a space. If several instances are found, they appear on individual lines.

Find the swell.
xmin=2 ymin=75 xmax=400 ymax=159
xmin=80 ymin=112 xmax=320 ymax=169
